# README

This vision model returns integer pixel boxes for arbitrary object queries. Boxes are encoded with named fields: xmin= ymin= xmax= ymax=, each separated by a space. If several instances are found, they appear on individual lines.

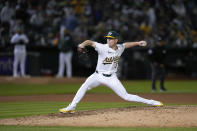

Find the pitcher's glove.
xmin=77 ymin=47 xmax=88 ymax=60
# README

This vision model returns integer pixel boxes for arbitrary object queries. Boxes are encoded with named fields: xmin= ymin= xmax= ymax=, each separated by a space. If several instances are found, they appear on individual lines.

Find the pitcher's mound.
xmin=0 ymin=106 xmax=197 ymax=127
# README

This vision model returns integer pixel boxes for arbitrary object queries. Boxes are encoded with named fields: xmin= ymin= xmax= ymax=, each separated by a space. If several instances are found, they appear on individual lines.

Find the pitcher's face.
xmin=107 ymin=38 xmax=118 ymax=48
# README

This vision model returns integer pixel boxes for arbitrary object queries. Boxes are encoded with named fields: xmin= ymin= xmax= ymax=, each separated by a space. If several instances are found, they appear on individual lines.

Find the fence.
xmin=0 ymin=46 xmax=197 ymax=79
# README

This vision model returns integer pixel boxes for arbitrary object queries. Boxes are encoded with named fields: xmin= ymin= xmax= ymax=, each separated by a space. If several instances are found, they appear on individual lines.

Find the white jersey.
xmin=94 ymin=42 xmax=125 ymax=74
xmin=11 ymin=33 xmax=29 ymax=53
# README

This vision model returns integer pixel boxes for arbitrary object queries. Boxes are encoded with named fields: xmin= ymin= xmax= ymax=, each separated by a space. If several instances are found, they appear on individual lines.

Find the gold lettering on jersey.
xmin=102 ymin=56 xmax=120 ymax=65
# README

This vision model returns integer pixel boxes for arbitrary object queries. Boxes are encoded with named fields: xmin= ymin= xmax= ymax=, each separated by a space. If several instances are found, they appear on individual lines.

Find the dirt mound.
xmin=0 ymin=106 xmax=197 ymax=127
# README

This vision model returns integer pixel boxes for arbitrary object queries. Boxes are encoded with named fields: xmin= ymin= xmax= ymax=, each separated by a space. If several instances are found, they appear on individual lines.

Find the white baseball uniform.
xmin=66 ymin=42 xmax=160 ymax=110
xmin=11 ymin=33 xmax=29 ymax=77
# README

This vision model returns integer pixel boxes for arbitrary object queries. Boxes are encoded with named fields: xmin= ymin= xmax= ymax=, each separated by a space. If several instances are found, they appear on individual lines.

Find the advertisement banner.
xmin=0 ymin=56 xmax=13 ymax=75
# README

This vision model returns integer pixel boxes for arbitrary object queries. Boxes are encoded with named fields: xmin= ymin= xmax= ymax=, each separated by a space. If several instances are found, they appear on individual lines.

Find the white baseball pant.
xmin=69 ymin=72 xmax=155 ymax=108
xmin=13 ymin=52 xmax=26 ymax=77
xmin=57 ymin=51 xmax=73 ymax=77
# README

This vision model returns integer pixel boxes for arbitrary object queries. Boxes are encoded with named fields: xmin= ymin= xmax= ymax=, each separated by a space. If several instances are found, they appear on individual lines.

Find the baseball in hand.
xmin=77 ymin=46 xmax=87 ymax=54
xmin=139 ymin=41 xmax=147 ymax=46
xmin=77 ymin=46 xmax=84 ymax=52
xmin=78 ymin=44 xmax=84 ymax=52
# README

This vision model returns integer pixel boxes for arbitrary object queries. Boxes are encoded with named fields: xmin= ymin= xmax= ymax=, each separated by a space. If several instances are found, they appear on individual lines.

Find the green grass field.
xmin=0 ymin=125 xmax=197 ymax=131
xmin=1 ymin=125 xmax=197 ymax=131
xmin=0 ymin=80 xmax=197 ymax=96
xmin=0 ymin=80 xmax=197 ymax=131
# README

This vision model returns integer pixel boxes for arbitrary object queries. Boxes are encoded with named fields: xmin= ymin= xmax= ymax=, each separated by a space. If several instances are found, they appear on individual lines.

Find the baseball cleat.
xmin=150 ymin=100 xmax=164 ymax=107
xmin=160 ymin=88 xmax=167 ymax=92
xmin=59 ymin=108 xmax=75 ymax=114
xmin=155 ymin=101 xmax=164 ymax=106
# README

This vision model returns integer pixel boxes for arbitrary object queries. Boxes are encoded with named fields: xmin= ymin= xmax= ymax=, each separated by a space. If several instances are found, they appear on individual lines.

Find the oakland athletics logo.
xmin=108 ymin=32 xmax=112 ymax=36
xmin=102 ymin=56 xmax=120 ymax=67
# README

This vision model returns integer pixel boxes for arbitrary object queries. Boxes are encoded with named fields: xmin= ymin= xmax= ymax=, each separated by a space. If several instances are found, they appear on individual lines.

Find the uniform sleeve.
xmin=93 ymin=42 xmax=104 ymax=54
xmin=11 ymin=35 xmax=18 ymax=44
xmin=22 ymin=35 xmax=29 ymax=43
xmin=147 ymin=48 xmax=154 ymax=63
xmin=119 ymin=43 xmax=126 ymax=54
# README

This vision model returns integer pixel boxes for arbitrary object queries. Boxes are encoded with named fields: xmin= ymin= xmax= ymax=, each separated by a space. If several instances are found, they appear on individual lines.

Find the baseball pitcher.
xmin=60 ymin=31 xmax=163 ymax=113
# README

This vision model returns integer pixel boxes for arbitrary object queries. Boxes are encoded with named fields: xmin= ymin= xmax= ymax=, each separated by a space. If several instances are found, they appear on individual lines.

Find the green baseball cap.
xmin=104 ymin=31 xmax=119 ymax=39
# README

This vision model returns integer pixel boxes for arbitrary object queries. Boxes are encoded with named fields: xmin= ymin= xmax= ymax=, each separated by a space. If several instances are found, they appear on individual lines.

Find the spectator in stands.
xmin=10 ymin=19 xmax=24 ymax=35
xmin=56 ymin=28 xmax=74 ymax=78
xmin=63 ymin=11 xmax=80 ymax=31
xmin=0 ymin=0 xmax=196 ymax=49
xmin=29 ymin=7 xmax=44 ymax=33
xmin=0 ymin=1 xmax=15 ymax=46
xmin=0 ymin=1 xmax=15 ymax=26
xmin=11 ymin=28 xmax=29 ymax=77
xmin=148 ymin=36 xmax=167 ymax=92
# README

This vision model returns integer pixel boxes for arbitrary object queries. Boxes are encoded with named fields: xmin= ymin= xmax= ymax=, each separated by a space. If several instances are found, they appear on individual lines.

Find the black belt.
xmin=95 ymin=71 xmax=112 ymax=77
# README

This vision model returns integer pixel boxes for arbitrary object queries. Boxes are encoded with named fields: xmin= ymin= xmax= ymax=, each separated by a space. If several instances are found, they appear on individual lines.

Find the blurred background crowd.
xmin=0 ymin=0 xmax=197 ymax=79
xmin=1 ymin=0 xmax=197 ymax=48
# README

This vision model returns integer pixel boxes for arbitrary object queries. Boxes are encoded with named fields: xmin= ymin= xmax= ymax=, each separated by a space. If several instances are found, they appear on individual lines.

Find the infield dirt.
xmin=0 ymin=106 xmax=197 ymax=127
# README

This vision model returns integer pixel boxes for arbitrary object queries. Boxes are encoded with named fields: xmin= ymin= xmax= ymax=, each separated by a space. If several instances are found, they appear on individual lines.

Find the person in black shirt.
xmin=148 ymin=37 xmax=167 ymax=92
xmin=56 ymin=29 xmax=74 ymax=78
